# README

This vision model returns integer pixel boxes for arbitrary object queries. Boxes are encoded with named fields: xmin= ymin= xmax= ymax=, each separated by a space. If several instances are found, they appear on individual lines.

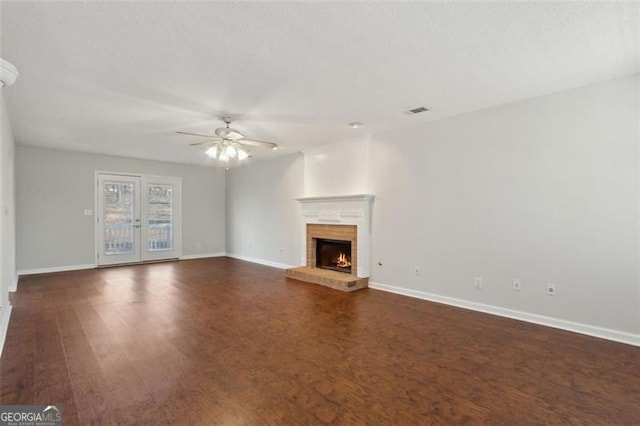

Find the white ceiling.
xmin=1 ymin=2 xmax=638 ymax=167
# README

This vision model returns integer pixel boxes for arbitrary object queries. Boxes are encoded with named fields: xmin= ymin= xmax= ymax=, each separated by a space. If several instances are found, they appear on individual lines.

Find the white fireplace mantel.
xmin=296 ymin=194 xmax=374 ymax=203
xmin=296 ymin=194 xmax=374 ymax=278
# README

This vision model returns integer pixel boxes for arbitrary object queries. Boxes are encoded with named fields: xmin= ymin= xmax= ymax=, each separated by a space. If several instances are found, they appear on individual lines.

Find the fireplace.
xmin=306 ymin=224 xmax=357 ymax=275
xmin=286 ymin=194 xmax=373 ymax=292
xmin=316 ymin=238 xmax=352 ymax=273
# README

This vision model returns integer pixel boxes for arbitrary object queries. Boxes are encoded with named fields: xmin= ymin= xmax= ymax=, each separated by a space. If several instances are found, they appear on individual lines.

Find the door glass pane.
xmin=148 ymin=184 xmax=173 ymax=251
xmin=104 ymin=182 xmax=134 ymax=254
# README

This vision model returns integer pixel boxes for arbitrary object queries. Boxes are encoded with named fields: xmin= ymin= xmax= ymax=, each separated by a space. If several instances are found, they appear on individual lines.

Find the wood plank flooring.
xmin=1 ymin=257 xmax=639 ymax=424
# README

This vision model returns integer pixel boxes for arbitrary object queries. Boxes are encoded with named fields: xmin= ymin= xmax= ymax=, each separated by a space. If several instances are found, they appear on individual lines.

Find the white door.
xmin=97 ymin=174 xmax=141 ymax=265
xmin=97 ymin=173 xmax=181 ymax=266
xmin=140 ymin=176 xmax=181 ymax=262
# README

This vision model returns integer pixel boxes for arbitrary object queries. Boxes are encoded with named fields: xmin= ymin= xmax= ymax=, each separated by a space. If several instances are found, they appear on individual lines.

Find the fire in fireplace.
xmin=316 ymin=238 xmax=352 ymax=273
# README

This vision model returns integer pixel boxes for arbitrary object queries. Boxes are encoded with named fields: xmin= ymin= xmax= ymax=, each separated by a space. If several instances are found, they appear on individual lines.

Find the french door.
xmin=96 ymin=173 xmax=181 ymax=266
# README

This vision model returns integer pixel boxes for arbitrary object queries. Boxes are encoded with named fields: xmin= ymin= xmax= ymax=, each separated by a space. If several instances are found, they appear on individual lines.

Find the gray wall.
xmin=226 ymin=153 xmax=304 ymax=267
xmin=1 ymin=94 xmax=16 ymax=306
xmin=16 ymin=146 xmax=226 ymax=270
xmin=368 ymin=75 xmax=639 ymax=335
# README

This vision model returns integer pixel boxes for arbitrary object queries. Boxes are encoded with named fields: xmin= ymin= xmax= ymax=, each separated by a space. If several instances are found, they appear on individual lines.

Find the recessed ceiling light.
xmin=349 ymin=122 xmax=363 ymax=128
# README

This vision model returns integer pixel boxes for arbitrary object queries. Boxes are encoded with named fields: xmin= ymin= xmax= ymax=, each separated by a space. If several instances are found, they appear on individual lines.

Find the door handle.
xmin=134 ymin=225 xmax=141 ymax=228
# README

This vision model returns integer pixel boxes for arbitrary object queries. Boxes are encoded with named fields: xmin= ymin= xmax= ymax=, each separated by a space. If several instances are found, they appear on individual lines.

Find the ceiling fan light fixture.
xmin=178 ymin=118 xmax=277 ymax=162
xmin=225 ymin=144 xmax=237 ymax=158
xmin=206 ymin=146 xmax=218 ymax=158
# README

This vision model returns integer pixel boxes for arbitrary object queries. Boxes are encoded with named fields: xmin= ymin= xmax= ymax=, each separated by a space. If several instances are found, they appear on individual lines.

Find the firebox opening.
xmin=315 ymin=238 xmax=352 ymax=274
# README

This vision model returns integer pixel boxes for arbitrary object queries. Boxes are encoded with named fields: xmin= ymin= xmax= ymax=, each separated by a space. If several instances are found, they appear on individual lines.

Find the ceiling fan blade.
xmin=176 ymin=131 xmax=218 ymax=138
xmin=226 ymin=130 xmax=244 ymax=141
xmin=240 ymin=139 xmax=278 ymax=149
xmin=189 ymin=141 xmax=214 ymax=146
xmin=215 ymin=128 xmax=245 ymax=140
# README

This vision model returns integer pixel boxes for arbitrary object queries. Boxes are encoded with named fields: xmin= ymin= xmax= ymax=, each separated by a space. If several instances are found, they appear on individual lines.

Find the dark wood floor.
xmin=1 ymin=257 xmax=639 ymax=424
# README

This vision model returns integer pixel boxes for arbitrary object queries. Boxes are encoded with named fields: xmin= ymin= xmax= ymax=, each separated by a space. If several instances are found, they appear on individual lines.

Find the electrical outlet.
xmin=546 ymin=283 xmax=556 ymax=296
xmin=513 ymin=278 xmax=521 ymax=291
xmin=414 ymin=265 xmax=422 ymax=276
xmin=474 ymin=277 xmax=483 ymax=289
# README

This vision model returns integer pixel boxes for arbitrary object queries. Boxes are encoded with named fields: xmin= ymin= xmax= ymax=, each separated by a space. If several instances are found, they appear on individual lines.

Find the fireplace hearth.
xmin=316 ymin=238 xmax=352 ymax=273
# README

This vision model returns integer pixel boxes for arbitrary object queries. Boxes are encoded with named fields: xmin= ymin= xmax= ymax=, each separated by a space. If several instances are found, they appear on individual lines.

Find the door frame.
xmin=94 ymin=171 xmax=183 ymax=266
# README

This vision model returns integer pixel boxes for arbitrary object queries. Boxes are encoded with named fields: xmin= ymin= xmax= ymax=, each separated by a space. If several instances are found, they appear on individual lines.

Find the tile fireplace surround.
xmin=285 ymin=194 xmax=374 ymax=292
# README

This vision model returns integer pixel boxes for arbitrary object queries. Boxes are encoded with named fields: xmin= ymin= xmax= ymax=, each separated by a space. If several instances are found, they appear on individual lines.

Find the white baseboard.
xmin=8 ymin=275 xmax=18 ymax=292
xmin=17 ymin=255 xmax=226 ymax=277
xmin=179 ymin=252 xmax=226 ymax=260
xmin=16 ymin=255 xmax=227 ymax=278
xmin=225 ymin=253 xmax=295 ymax=270
xmin=18 ymin=264 xmax=96 ymax=277
xmin=369 ymin=281 xmax=640 ymax=347
xmin=0 ymin=304 xmax=13 ymax=359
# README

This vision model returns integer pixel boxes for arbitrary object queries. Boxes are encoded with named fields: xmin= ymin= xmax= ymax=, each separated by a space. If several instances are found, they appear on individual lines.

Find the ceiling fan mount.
xmin=177 ymin=118 xmax=278 ymax=163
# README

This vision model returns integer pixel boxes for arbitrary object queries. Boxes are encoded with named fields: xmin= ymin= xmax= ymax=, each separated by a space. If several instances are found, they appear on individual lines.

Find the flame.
xmin=333 ymin=252 xmax=351 ymax=268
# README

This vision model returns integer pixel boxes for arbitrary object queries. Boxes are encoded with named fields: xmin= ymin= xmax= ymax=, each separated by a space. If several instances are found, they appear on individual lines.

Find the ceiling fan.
xmin=177 ymin=117 xmax=278 ymax=162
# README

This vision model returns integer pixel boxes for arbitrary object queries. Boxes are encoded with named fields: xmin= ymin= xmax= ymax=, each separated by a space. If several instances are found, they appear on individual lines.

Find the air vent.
xmin=405 ymin=106 xmax=429 ymax=115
